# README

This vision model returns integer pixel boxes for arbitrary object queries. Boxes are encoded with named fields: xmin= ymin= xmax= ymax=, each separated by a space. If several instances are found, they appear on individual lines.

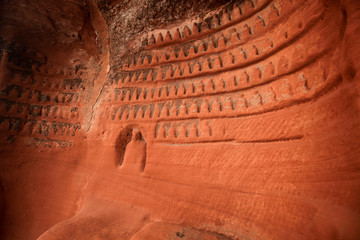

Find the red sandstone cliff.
xmin=0 ymin=0 xmax=360 ymax=239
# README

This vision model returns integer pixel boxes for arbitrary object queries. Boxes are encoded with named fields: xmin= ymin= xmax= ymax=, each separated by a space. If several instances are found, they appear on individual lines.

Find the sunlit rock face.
xmin=0 ymin=0 xmax=360 ymax=239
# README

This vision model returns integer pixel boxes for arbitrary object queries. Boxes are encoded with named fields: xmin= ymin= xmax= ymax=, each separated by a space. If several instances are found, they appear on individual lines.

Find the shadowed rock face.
xmin=0 ymin=0 xmax=360 ymax=239
xmin=98 ymin=0 xmax=232 ymax=58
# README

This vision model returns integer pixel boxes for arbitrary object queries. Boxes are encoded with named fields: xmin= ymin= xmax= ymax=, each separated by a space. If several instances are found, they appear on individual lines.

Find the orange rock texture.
xmin=0 ymin=0 xmax=360 ymax=239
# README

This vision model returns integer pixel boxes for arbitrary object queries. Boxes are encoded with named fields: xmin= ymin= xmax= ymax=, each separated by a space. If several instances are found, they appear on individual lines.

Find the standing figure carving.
xmin=122 ymin=129 xmax=146 ymax=173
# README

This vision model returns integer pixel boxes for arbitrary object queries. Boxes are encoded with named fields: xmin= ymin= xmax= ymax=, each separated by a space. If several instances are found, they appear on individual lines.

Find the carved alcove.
xmin=115 ymin=126 xmax=147 ymax=172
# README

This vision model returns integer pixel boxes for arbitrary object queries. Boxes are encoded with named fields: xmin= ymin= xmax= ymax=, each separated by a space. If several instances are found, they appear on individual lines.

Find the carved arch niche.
xmin=115 ymin=125 xmax=147 ymax=173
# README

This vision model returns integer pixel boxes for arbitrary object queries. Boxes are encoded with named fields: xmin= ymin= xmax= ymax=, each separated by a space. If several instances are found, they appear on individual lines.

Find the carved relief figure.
xmin=121 ymin=129 xmax=147 ymax=173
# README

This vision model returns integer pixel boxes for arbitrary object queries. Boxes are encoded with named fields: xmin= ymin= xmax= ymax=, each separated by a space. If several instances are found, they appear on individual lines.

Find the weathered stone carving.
xmin=1 ymin=0 xmax=360 ymax=239
xmin=121 ymin=129 xmax=147 ymax=173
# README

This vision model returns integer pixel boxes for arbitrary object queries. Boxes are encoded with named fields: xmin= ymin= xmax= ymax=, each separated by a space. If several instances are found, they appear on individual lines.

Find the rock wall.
xmin=0 ymin=0 xmax=359 ymax=239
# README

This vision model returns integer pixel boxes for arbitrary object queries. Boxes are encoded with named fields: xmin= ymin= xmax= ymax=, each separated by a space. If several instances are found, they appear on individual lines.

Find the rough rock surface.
xmin=0 ymin=0 xmax=360 ymax=239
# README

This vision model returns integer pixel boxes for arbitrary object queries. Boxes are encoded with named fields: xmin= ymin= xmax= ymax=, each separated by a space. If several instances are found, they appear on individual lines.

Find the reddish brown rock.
xmin=0 ymin=0 xmax=360 ymax=239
